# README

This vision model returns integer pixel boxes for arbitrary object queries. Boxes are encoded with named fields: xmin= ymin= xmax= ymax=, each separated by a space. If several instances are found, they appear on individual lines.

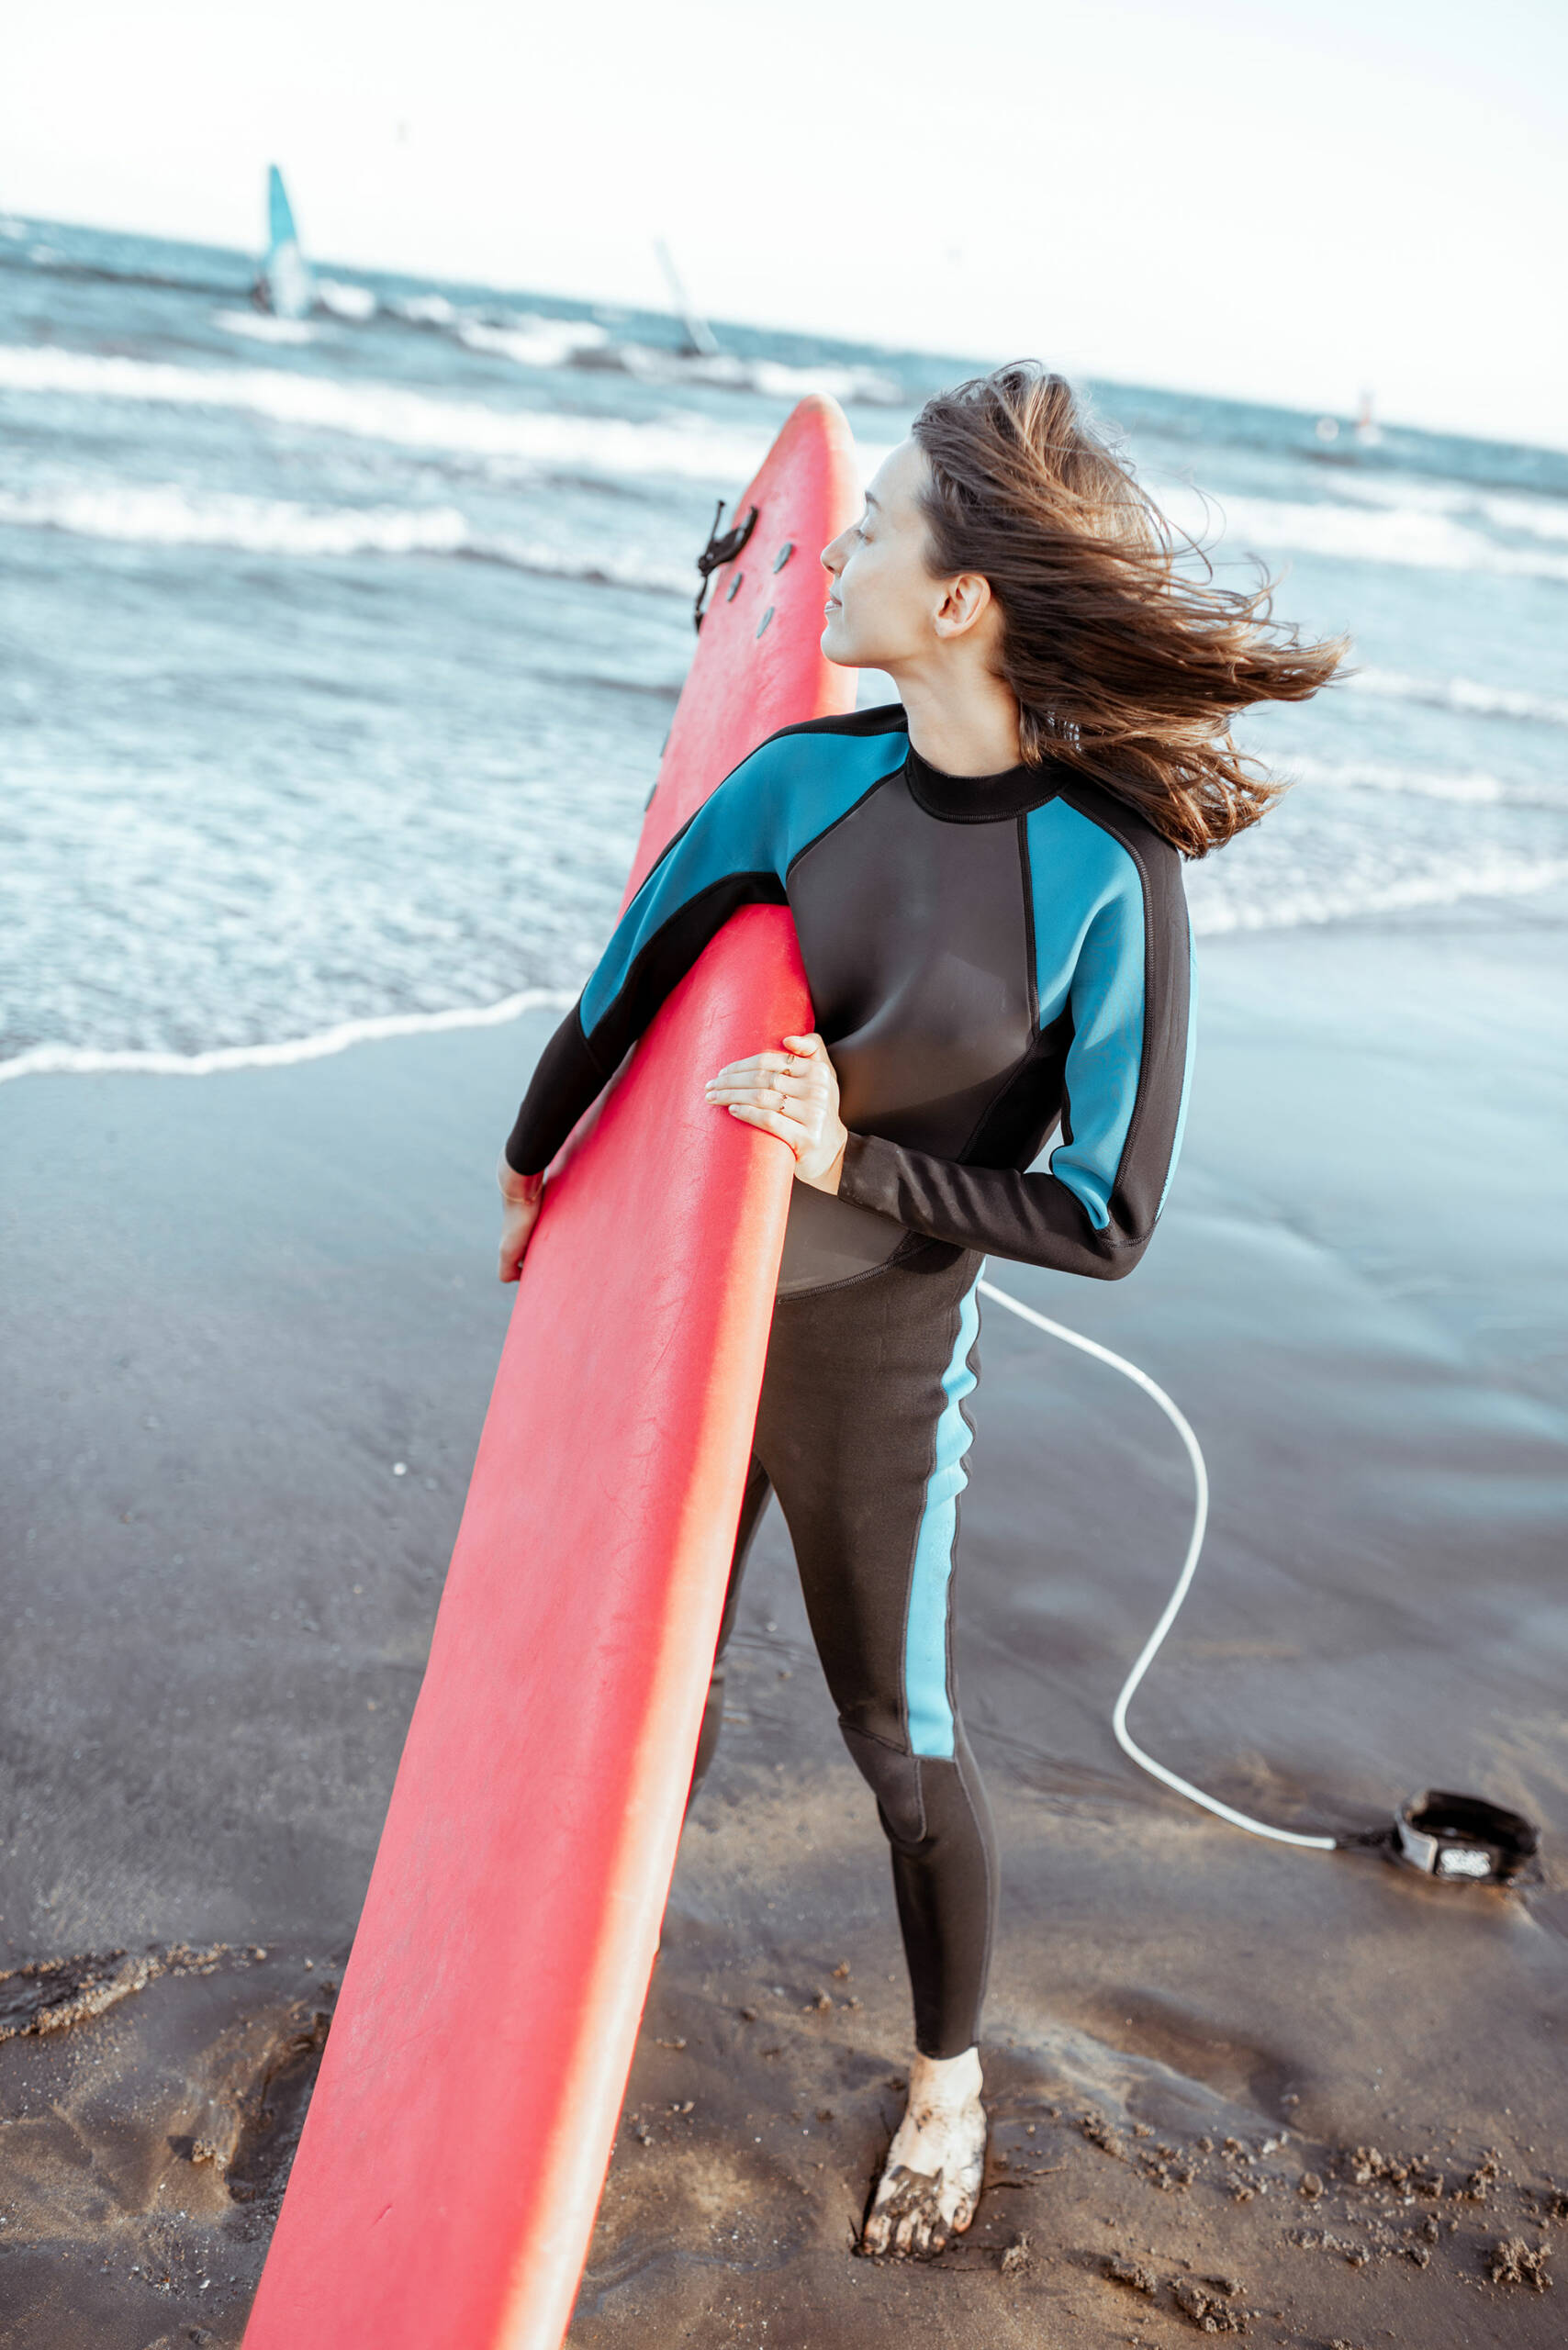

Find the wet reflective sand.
xmin=2 ymin=895 xmax=1564 ymax=2346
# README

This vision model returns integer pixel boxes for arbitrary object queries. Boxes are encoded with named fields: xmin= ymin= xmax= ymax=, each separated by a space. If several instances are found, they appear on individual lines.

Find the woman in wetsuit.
xmin=495 ymin=364 xmax=1344 ymax=2258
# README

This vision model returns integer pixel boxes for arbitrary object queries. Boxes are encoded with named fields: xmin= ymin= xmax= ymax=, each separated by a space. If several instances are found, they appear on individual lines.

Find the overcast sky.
xmin=6 ymin=0 xmax=1564 ymax=446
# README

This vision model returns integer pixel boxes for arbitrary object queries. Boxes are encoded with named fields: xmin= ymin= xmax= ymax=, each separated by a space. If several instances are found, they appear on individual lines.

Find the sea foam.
xmin=0 ymin=343 xmax=773 ymax=486
xmin=1162 ymin=486 xmax=1568 ymax=583
xmin=0 ymin=988 xmax=577 ymax=1085
xmin=213 ymin=310 xmax=318 ymax=346
xmin=1282 ymin=753 xmax=1559 ymax=809
xmin=1188 ymin=850 xmax=1568 ymax=937
xmin=1343 ymin=667 xmax=1568 ymax=729
xmin=0 ymin=480 xmax=692 ymax=591
xmin=9 ymin=342 xmax=1562 ymax=581
xmin=7 ymin=845 xmax=1566 ymax=1084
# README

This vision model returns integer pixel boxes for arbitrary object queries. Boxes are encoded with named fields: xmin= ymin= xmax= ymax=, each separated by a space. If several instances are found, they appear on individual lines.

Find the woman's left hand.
xmin=704 ymin=1031 xmax=848 ymax=1192
xmin=496 ymin=1156 xmax=545 ymax=1283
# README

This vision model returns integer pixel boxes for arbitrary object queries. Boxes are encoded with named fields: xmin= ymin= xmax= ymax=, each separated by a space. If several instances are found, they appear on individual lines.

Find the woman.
xmin=496 ymin=364 xmax=1343 ymax=2259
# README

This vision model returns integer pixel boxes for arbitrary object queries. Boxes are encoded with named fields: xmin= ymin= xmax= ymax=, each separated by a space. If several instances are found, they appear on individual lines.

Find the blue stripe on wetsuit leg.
xmin=904 ymin=1277 xmax=982 ymax=1761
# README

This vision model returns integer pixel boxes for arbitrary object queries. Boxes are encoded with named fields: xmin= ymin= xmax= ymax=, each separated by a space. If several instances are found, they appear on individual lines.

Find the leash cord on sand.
xmin=977 ymin=1278 xmax=1337 ymax=1852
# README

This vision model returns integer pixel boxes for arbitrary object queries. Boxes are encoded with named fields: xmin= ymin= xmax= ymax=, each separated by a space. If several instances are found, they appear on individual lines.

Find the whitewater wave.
xmin=1189 ymin=850 xmax=1568 ymax=937
xmin=1343 ymin=666 xmax=1568 ymax=729
xmin=1162 ymin=485 xmax=1568 ymax=584
xmin=1281 ymin=752 xmax=1562 ymax=808
xmin=573 ymin=340 xmax=905 ymax=406
xmin=290 ymin=282 xmax=902 ymax=404
xmin=458 ymin=316 xmax=611 ymax=370
xmin=392 ymin=292 xmax=458 ymax=328
xmin=214 ymin=310 xmax=317 ymax=346
xmin=0 ymin=343 xmax=776 ymax=486
xmin=314 ymin=277 xmax=377 ymax=324
xmin=8 ymin=848 xmax=1566 ymax=1085
xmin=9 ymin=850 xmax=1564 ymax=1083
xmin=216 ymin=271 xmax=901 ymax=405
xmin=10 ymin=343 xmax=1560 ymax=578
xmin=0 ymin=479 xmax=694 ymax=591
xmin=0 ymin=987 xmax=577 ymax=1086
xmin=20 ymin=474 xmax=1568 ymax=644
xmin=1312 ymin=464 xmax=1568 ymax=549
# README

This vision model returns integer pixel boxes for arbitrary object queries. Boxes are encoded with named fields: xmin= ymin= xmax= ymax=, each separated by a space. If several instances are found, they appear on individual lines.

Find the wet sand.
xmin=2 ymin=891 xmax=1565 ymax=2348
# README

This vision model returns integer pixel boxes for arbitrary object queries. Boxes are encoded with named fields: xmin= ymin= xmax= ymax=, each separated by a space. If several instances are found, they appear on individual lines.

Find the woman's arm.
xmin=502 ymin=758 xmax=791 ymax=1182
xmin=834 ymin=867 xmax=1197 ymax=1280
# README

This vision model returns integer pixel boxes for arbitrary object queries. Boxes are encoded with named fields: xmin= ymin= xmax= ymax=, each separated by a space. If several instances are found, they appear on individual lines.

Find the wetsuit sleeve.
xmin=835 ymin=828 xmax=1196 ymax=1280
xmin=503 ymin=757 xmax=790 ymax=1176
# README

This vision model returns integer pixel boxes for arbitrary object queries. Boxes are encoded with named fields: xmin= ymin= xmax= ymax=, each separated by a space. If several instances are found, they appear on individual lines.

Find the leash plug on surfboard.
xmin=693 ymin=498 xmax=759 ymax=630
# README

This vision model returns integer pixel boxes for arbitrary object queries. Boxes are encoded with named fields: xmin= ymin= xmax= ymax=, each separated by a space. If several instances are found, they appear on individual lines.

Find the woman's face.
xmin=820 ymin=438 xmax=949 ymax=671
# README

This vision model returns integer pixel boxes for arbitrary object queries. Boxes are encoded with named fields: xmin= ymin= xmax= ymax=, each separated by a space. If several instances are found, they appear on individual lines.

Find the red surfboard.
xmin=243 ymin=397 xmax=861 ymax=2350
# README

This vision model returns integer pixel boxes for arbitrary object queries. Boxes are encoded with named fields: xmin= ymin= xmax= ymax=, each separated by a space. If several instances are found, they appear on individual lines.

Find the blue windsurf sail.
xmin=256 ymin=164 xmax=313 ymax=319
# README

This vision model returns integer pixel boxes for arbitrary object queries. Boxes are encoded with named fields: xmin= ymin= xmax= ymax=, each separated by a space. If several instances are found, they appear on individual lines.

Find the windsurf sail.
xmin=254 ymin=164 xmax=314 ymax=320
xmin=653 ymin=235 xmax=718 ymax=359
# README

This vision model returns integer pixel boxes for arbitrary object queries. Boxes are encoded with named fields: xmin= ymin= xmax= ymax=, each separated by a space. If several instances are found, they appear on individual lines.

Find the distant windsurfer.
xmin=251 ymin=164 xmax=313 ymax=321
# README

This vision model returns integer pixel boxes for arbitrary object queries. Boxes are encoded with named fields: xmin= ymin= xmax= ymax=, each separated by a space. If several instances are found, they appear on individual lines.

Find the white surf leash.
xmin=977 ymin=1278 xmax=1336 ymax=1852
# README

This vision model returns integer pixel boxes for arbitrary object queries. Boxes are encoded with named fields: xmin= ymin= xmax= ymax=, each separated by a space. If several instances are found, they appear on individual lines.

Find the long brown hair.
xmin=911 ymin=363 xmax=1348 ymax=857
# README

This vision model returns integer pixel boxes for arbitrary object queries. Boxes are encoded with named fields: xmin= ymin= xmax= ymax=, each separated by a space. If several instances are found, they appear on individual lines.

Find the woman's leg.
xmin=686 ymin=1457 xmax=773 ymax=1805
xmin=754 ymin=1247 xmax=998 ymax=2251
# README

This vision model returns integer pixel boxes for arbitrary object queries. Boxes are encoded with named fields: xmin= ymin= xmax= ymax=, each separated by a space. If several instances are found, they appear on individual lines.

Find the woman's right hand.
xmin=498 ymin=1158 xmax=545 ymax=1283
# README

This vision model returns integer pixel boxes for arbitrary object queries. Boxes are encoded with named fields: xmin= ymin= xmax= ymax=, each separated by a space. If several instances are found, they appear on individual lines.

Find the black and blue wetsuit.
xmin=505 ymin=703 xmax=1196 ymax=2057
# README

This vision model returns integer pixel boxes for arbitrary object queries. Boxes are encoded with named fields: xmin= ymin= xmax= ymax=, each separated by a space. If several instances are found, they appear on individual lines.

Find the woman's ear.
xmin=933 ymin=571 xmax=993 ymax=641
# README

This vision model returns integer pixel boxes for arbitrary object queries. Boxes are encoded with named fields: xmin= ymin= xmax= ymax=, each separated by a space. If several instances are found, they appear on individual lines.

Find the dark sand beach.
xmin=3 ymin=891 xmax=1565 ymax=2348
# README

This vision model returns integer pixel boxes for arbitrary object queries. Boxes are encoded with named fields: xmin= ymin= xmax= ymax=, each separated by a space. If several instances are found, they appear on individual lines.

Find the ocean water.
xmin=3 ymin=216 xmax=1565 ymax=1078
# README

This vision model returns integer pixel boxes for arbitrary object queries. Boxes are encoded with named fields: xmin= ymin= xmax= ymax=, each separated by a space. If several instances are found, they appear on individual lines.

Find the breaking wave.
xmin=1282 ymin=752 xmax=1562 ymax=810
xmin=1163 ymin=485 xmax=1568 ymax=583
xmin=0 ymin=343 xmax=775 ymax=486
xmin=0 ymin=478 xmax=692 ymax=591
xmin=1188 ymin=850 xmax=1568 ymax=937
xmin=213 ymin=309 xmax=317 ymax=346
xmin=1342 ymin=666 xmax=1568 ymax=729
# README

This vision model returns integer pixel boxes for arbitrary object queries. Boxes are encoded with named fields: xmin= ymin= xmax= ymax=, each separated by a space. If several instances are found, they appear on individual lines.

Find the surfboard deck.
xmin=242 ymin=396 xmax=860 ymax=2350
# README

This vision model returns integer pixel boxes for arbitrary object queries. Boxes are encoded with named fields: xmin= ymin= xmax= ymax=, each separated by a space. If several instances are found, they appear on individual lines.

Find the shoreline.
xmin=1 ymin=891 xmax=1564 ymax=2346
xmin=0 ymin=985 xmax=577 ymax=1086
xmin=8 ymin=859 xmax=1568 ymax=1090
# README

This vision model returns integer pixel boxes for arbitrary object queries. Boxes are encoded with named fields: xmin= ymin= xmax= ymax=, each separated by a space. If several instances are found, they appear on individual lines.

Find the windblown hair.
xmin=911 ymin=363 xmax=1348 ymax=857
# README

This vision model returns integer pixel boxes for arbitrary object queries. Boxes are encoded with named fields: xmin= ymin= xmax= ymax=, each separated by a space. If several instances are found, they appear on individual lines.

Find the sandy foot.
xmin=859 ymin=2044 xmax=988 ymax=2258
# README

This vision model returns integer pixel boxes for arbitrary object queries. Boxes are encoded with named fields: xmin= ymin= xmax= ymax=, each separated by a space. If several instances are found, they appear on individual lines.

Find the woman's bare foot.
xmin=860 ymin=2045 xmax=987 ymax=2258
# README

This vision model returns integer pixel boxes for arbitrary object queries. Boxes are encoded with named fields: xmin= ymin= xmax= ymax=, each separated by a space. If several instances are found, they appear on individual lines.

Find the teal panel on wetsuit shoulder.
xmin=904 ymin=1276 xmax=981 ymax=1760
xmin=580 ymin=724 xmax=909 ymax=1037
xmin=1158 ymin=930 xmax=1199 ymax=1218
xmin=1024 ymin=800 xmax=1147 ymax=1233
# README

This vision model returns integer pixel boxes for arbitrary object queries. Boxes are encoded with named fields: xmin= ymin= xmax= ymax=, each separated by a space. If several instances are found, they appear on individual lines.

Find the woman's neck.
xmin=890 ymin=664 xmax=1022 ymax=778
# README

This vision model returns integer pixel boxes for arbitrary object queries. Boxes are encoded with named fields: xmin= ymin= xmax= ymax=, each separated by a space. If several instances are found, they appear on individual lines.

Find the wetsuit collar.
xmin=902 ymin=739 xmax=1065 ymax=822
